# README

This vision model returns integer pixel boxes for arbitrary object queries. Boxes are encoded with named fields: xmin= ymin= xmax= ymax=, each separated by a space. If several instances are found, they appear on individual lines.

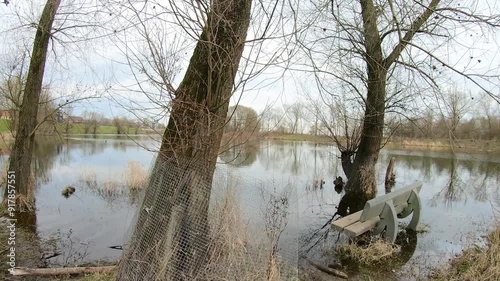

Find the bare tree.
xmin=4 ymin=0 xmax=61 ymax=211
xmin=439 ymin=87 xmax=472 ymax=144
xmin=225 ymin=105 xmax=260 ymax=133
xmin=261 ymin=106 xmax=287 ymax=133
xmin=306 ymin=90 xmax=363 ymax=177
xmin=284 ymin=102 xmax=303 ymax=134
xmin=479 ymin=96 xmax=500 ymax=139
xmin=295 ymin=0 xmax=500 ymax=214
xmin=0 ymin=52 xmax=27 ymax=135
xmin=112 ymin=117 xmax=123 ymax=135
xmin=115 ymin=0 xmax=255 ymax=279
xmin=82 ymin=110 xmax=102 ymax=135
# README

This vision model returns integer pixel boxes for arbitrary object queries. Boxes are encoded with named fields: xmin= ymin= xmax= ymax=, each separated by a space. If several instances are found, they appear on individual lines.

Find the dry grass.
xmin=14 ymin=194 xmax=36 ymax=212
xmin=203 ymin=173 xmax=296 ymax=280
xmin=79 ymin=168 xmax=98 ymax=189
xmin=204 ymin=175 xmax=270 ymax=280
xmin=70 ymin=169 xmax=289 ymax=280
xmin=125 ymin=161 xmax=148 ymax=190
xmin=431 ymin=225 xmax=500 ymax=281
xmin=78 ymin=168 xmax=125 ymax=202
xmin=336 ymin=238 xmax=401 ymax=266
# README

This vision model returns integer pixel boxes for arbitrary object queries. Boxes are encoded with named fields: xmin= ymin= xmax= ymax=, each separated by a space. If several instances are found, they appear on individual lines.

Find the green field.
xmin=56 ymin=124 xmax=140 ymax=134
xmin=0 ymin=119 xmax=10 ymax=133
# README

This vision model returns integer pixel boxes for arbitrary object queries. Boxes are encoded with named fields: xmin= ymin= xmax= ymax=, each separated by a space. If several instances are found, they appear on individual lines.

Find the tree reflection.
xmin=32 ymin=137 xmax=64 ymax=185
xmin=219 ymin=141 xmax=258 ymax=167
xmin=430 ymin=156 xmax=465 ymax=208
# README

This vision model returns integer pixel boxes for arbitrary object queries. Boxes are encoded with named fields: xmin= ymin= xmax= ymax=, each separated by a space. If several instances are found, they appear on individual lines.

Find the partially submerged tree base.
xmin=2 ymin=194 xmax=35 ymax=213
xmin=337 ymin=190 xmax=373 ymax=217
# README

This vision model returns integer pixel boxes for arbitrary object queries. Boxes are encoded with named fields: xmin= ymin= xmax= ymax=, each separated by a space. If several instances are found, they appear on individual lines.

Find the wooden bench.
xmin=332 ymin=182 xmax=422 ymax=243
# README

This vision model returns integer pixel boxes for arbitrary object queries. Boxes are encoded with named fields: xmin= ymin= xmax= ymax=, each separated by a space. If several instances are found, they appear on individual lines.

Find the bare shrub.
xmin=202 ymin=173 xmax=294 ymax=280
xmin=79 ymin=168 xmax=97 ymax=189
xmin=77 ymin=168 xmax=124 ymax=203
xmin=204 ymin=174 xmax=268 ymax=280
xmin=125 ymin=161 xmax=148 ymax=190
xmin=262 ymin=186 xmax=290 ymax=281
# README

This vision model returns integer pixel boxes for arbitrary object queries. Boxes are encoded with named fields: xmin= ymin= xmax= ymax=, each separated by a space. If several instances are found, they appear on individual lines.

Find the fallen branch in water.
xmin=302 ymin=212 xmax=340 ymax=254
xmin=301 ymin=255 xmax=348 ymax=279
xmin=11 ymin=266 xmax=116 ymax=276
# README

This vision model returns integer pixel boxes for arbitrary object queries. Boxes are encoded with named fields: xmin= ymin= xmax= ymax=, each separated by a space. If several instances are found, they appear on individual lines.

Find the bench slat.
xmin=344 ymin=216 xmax=381 ymax=236
xmin=332 ymin=210 xmax=363 ymax=231
xmin=359 ymin=182 xmax=422 ymax=222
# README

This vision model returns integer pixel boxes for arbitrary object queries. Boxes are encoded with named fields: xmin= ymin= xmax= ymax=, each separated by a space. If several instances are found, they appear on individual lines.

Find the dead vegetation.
xmin=125 ymin=161 xmax=148 ymax=190
xmin=431 ymin=225 xmax=500 ymax=281
xmin=335 ymin=237 xmax=401 ymax=266
xmin=204 ymin=174 xmax=286 ymax=280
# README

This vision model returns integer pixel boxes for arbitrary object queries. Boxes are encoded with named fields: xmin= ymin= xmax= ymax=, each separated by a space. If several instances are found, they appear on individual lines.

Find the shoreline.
xmin=1 ymin=132 xmax=499 ymax=154
xmin=260 ymin=133 xmax=500 ymax=154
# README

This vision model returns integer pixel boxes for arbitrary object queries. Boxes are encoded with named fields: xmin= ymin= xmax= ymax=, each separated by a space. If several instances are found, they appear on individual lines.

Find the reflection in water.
xmin=429 ymin=157 xmax=466 ymax=208
xmin=219 ymin=142 xmax=258 ymax=166
xmin=394 ymin=229 xmax=418 ymax=266
xmin=2 ymin=138 xmax=498 ymax=272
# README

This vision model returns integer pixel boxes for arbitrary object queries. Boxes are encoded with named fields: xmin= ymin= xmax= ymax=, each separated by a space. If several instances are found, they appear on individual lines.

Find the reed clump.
xmin=125 ymin=161 xmax=148 ymax=190
xmin=205 ymin=178 xmax=269 ymax=280
xmin=336 ymin=239 xmax=401 ymax=266
xmin=431 ymin=225 xmax=500 ymax=281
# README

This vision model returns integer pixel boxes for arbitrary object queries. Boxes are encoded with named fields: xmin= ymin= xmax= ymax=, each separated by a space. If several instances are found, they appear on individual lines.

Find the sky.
xmin=1 ymin=0 xmax=500 ymax=128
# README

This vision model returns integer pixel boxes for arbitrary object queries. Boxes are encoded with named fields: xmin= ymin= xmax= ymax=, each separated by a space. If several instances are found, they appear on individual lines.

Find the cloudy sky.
xmin=1 ymin=0 xmax=499 ymax=127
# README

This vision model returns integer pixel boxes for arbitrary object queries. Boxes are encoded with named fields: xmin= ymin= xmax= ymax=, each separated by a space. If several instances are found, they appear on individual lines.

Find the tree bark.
xmin=4 ymin=0 xmax=61 ymax=211
xmin=338 ymin=0 xmax=439 ymax=216
xmin=116 ymin=1 xmax=251 ymax=280
xmin=338 ymin=0 xmax=387 ymax=216
xmin=340 ymin=150 xmax=354 ymax=178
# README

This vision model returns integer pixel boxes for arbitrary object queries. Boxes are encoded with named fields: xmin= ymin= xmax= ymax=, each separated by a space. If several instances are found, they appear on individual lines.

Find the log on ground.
xmin=11 ymin=266 xmax=116 ymax=276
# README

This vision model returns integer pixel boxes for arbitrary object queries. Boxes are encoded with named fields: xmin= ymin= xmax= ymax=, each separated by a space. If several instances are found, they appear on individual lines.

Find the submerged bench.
xmin=332 ymin=182 xmax=422 ymax=243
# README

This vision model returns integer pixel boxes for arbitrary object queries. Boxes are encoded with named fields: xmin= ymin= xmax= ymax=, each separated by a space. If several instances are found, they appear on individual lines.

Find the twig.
xmin=301 ymin=256 xmax=348 ymax=279
xmin=302 ymin=212 xmax=341 ymax=253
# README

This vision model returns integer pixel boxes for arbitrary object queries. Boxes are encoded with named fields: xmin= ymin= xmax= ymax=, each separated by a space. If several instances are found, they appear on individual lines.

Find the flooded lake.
xmin=1 ymin=136 xmax=499 ymax=279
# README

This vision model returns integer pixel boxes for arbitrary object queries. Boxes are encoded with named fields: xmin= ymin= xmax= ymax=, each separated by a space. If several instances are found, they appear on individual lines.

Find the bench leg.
xmin=407 ymin=190 xmax=421 ymax=230
xmin=373 ymin=201 xmax=398 ymax=243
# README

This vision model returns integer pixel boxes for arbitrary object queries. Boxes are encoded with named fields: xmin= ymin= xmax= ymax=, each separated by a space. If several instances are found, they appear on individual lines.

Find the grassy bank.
xmin=262 ymin=133 xmax=332 ymax=143
xmin=260 ymin=133 xmax=500 ymax=153
xmin=387 ymin=138 xmax=500 ymax=153
xmin=55 ymin=124 xmax=140 ymax=135
xmin=432 ymin=225 xmax=500 ymax=281
xmin=0 ymin=120 xmax=143 ymax=135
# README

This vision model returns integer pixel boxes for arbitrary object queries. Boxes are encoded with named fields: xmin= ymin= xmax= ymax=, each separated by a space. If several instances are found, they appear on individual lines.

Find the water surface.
xmin=1 ymin=137 xmax=498 ymax=279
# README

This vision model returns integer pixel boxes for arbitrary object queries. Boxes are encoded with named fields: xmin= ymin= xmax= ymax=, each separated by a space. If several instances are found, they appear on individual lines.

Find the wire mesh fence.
xmin=117 ymin=155 xmax=299 ymax=280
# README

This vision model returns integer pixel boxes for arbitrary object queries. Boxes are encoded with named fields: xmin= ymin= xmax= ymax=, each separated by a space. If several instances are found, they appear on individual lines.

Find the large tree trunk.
xmin=116 ymin=1 xmax=251 ymax=280
xmin=338 ymin=0 xmax=387 ymax=216
xmin=4 ymin=0 xmax=61 ymax=211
